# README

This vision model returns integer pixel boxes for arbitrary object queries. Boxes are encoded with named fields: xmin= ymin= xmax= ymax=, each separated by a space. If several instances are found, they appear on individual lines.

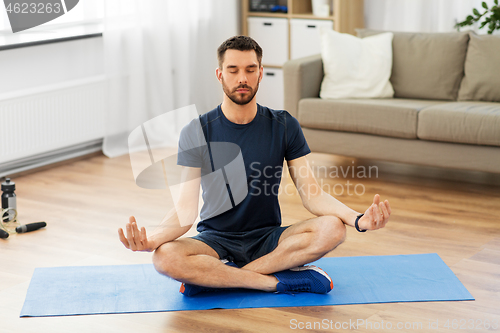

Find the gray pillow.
xmin=356 ymin=29 xmax=470 ymax=101
xmin=458 ymin=32 xmax=500 ymax=102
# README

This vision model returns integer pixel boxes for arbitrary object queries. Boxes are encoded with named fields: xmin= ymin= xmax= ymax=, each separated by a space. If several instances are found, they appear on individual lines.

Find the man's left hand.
xmin=358 ymin=194 xmax=391 ymax=231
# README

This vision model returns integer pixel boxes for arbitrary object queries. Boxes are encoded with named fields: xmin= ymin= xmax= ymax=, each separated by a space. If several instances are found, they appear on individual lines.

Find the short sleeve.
xmin=284 ymin=111 xmax=311 ymax=161
xmin=177 ymin=118 xmax=205 ymax=168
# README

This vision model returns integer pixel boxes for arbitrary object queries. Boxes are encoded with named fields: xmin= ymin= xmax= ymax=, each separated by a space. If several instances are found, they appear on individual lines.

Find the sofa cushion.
xmin=319 ymin=29 xmax=394 ymax=99
xmin=458 ymin=33 xmax=500 ymax=102
xmin=298 ymin=98 xmax=443 ymax=139
xmin=417 ymin=102 xmax=500 ymax=147
xmin=357 ymin=29 xmax=469 ymax=101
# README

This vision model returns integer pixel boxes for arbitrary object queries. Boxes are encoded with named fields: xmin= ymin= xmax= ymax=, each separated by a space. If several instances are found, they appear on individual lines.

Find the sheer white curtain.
xmin=102 ymin=0 xmax=238 ymax=158
xmin=365 ymin=0 xmax=497 ymax=33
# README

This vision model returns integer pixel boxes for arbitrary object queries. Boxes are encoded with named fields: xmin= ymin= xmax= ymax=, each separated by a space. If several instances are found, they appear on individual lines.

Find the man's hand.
xmin=118 ymin=216 xmax=155 ymax=252
xmin=358 ymin=194 xmax=391 ymax=231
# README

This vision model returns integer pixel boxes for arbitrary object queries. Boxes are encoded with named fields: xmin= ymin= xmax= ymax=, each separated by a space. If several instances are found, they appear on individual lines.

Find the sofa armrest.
xmin=283 ymin=54 xmax=324 ymax=118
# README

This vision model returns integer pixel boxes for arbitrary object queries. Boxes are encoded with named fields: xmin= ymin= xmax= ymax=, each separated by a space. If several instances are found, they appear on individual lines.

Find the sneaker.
xmin=180 ymin=259 xmax=239 ymax=296
xmin=273 ymin=265 xmax=333 ymax=294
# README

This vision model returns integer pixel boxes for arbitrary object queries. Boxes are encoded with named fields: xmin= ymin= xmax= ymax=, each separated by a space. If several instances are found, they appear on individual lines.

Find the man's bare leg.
xmin=153 ymin=238 xmax=278 ymax=291
xmin=242 ymin=215 xmax=346 ymax=275
xmin=153 ymin=215 xmax=345 ymax=291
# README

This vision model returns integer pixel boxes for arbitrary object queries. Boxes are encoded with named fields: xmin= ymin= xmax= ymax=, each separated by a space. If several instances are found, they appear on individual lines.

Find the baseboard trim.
xmin=0 ymin=139 xmax=103 ymax=178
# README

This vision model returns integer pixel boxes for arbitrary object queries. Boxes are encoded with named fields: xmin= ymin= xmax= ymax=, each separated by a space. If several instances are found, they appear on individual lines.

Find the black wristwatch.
xmin=355 ymin=213 xmax=366 ymax=232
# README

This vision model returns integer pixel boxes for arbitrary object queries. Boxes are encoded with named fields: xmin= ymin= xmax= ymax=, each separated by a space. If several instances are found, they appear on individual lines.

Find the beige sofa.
xmin=283 ymin=30 xmax=500 ymax=174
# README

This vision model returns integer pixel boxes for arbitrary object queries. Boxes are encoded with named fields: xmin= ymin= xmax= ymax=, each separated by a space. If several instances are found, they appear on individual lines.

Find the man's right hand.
xmin=118 ymin=216 xmax=155 ymax=252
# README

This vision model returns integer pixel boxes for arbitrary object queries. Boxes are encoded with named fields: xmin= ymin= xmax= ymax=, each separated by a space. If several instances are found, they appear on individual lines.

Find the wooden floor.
xmin=1 ymin=151 xmax=499 ymax=333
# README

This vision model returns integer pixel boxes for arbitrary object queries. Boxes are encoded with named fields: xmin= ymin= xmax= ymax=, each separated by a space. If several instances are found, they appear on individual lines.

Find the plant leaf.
xmin=459 ymin=5 xmax=500 ymax=33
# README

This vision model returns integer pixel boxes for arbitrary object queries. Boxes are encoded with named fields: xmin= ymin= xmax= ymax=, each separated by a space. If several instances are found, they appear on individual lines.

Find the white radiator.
xmin=0 ymin=76 xmax=106 ymax=165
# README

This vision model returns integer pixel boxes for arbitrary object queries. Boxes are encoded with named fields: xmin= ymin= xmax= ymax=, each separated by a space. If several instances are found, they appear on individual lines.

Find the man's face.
xmin=217 ymin=49 xmax=263 ymax=105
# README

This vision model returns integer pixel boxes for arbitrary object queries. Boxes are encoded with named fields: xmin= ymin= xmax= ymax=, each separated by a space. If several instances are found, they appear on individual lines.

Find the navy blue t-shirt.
xmin=177 ymin=104 xmax=310 ymax=232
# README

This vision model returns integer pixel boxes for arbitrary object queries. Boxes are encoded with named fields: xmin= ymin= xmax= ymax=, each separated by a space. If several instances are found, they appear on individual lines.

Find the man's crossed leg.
xmin=152 ymin=215 xmax=346 ymax=294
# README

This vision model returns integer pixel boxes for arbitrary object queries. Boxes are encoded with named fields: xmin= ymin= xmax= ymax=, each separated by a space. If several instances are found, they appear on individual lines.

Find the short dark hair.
xmin=217 ymin=35 xmax=263 ymax=69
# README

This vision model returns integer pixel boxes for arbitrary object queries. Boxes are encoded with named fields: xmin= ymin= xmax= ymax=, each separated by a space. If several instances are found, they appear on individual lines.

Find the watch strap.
xmin=355 ymin=213 xmax=366 ymax=232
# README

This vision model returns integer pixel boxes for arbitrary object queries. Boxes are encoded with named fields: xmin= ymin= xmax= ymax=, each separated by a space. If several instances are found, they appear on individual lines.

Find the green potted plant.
xmin=455 ymin=0 xmax=500 ymax=34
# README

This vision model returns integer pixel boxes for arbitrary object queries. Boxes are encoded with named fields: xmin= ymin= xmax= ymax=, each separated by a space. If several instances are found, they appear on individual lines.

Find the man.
xmin=119 ymin=36 xmax=391 ymax=296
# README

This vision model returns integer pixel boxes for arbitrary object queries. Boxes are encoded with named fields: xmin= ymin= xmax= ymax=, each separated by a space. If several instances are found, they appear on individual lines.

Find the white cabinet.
xmin=257 ymin=68 xmax=284 ymax=110
xmin=247 ymin=17 xmax=289 ymax=66
xmin=290 ymin=19 xmax=333 ymax=59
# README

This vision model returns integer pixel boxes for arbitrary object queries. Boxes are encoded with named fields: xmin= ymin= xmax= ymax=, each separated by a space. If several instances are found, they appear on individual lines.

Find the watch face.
xmin=4 ymin=0 xmax=80 ymax=33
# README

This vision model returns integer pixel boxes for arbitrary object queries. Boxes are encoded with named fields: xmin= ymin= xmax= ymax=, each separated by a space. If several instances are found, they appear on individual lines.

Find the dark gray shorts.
xmin=191 ymin=226 xmax=289 ymax=267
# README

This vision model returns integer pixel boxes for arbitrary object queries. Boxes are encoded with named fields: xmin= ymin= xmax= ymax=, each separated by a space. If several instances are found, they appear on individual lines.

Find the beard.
xmin=221 ymin=77 xmax=259 ymax=106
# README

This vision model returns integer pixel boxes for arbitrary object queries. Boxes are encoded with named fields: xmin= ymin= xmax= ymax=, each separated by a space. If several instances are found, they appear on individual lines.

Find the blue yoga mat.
xmin=20 ymin=253 xmax=474 ymax=317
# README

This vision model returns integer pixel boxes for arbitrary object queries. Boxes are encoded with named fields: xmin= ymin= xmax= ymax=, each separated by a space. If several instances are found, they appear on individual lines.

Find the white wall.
xmin=0 ymin=38 xmax=104 ymax=95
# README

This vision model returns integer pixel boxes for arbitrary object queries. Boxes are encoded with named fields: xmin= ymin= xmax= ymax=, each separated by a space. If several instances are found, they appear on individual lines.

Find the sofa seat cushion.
xmin=417 ymin=102 xmax=500 ymax=147
xmin=298 ymin=98 xmax=443 ymax=139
